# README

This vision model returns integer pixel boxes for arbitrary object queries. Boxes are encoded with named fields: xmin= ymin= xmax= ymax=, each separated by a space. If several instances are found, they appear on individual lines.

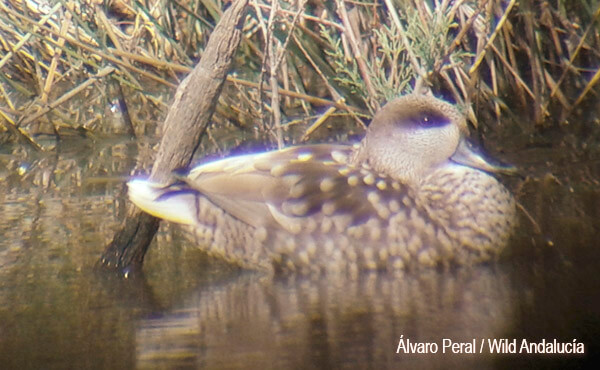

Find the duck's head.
xmin=352 ymin=94 xmax=511 ymax=185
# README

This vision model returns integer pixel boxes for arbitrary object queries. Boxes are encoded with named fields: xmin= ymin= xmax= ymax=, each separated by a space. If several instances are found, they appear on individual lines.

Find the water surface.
xmin=1 ymin=135 xmax=598 ymax=369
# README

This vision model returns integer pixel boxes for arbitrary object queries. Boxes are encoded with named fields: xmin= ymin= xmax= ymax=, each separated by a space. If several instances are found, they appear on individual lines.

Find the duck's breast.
xmin=416 ymin=164 xmax=517 ymax=263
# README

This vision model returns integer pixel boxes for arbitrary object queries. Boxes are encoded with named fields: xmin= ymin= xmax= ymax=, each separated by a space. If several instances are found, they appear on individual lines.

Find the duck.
xmin=127 ymin=94 xmax=517 ymax=273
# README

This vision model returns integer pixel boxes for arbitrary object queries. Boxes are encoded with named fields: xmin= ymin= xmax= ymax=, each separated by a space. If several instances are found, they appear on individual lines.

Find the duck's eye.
xmin=412 ymin=111 xmax=449 ymax=127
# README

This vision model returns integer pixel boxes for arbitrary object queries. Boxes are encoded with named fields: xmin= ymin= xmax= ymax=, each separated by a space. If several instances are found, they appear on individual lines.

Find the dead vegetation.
xmin=0 ymin=0 xmax=599 ymax=156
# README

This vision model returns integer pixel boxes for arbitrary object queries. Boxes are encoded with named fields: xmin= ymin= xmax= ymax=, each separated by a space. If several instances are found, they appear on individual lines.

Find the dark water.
xmin=1 ymin=135 xmax=599 ymax=369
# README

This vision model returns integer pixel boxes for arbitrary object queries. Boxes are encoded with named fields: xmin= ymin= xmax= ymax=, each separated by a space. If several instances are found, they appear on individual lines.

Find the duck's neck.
xmin=349 ymin=139 xmax=423 ymax=187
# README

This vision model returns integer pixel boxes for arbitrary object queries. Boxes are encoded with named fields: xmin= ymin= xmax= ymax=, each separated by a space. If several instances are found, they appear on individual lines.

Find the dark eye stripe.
xmin=411 ymin=111 xmax=449 ymax=127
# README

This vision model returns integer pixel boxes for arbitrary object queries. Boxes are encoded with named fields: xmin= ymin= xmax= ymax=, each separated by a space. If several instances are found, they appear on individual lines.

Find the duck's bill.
xmin=450 ymin=139 xmax=516 ymax=175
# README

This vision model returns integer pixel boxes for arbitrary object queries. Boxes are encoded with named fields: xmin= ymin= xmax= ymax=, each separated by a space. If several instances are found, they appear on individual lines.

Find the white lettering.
xmin=442 ymin=339 xmax=476 ymax=353
xmin=488 ymin=338 xmax=517 ymax=353
xmin=396 ymin=335 xmax=438 ymax=354
xmin=396 ymin=337 xmax=585 ymax=355
xmin=520 ymin=338 xmax=585 ymax=354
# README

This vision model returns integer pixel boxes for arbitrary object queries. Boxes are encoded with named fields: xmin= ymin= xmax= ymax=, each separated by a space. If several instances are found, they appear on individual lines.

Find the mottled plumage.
xmin=128 ymin=94 xmax=516 ymax=273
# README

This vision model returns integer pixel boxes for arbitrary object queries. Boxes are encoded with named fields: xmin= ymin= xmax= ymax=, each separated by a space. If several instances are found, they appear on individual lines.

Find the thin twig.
xmin=572 ymin=67 xmax=600 ymax=108
xmin=0 ymin=109 xmax=43 ymax=151
xmin=41 ymin=9 xmax=71 ymax=103
xmin=274 ymin=0 xmax=307 ymax=71
xmin=20 ymin=67 xmax=116 ymax=126
xmin=0 ymin=2 xmax=62 ymax=71
xmin=266 ymin=0 xmax=283 ymax=148
xmin=435 ymin=0 xmax=486 ymax=74
xmin=383 ymin=0 xmax=427 ymax=84
xmin=251 ymin=0 xmax=345 ymax=31
xmin=335 ymin=0 xmax=378 ymax=109
xmin=301 ymin=104 xmax=338 ymax=141
xmin=547 ymin=5 xmax=600 ymax=104
xmin=469 ymin=0 xmax=517 ymax=76
xmin=251 ymin=0 xmax=270 ymax=130
xmin=489 ymin=43 xmax=536 ymax=101
xmin=0 ymin=3 xmax=176 ymax=88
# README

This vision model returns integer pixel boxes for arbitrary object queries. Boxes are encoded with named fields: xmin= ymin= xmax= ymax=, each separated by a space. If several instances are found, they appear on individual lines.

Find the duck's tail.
xmin=127 ymin=179 xmax=198 ymax=225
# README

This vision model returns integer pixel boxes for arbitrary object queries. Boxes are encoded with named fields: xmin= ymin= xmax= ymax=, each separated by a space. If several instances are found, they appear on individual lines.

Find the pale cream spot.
xmin=367 ymin=191 xmax=381 ymax=205
xmin=424 ymin=223 xmax=436 ymax=242
xmin=254 ymin=227 xmax=268 ymax=242
xmin=286 ymin=260 xmax=296 ymax=271
xmin=337 ymin=235 xmax=350 ymax=251
xmin=378 ymin=248 xmax=389 ymax=262
xmin=429 ymin=192 xmax=443 ymax=201
xmin=322 ymin=201 xmax=336 ymax=216
xmin=388 ymin=243 xmax=400 ymax=256
xmin=401 ymin=246 xmax=415 ymax=262
xmin=376 ymin=180 xmax=387 ymax=190
xmin=348 ymin=175 xmax=359 ymax=186
xmin=407 ymin=233 xmax=421 ymax=254
xmin=369 ymin=223 xmax=382 ymax=241
xmin=347 ymin=225 xmax=364 ymax=239
xmin=270 ymin=163 xmax=286 ymax=177
xmin=364 ymin=261 xmax=377 ymax=270
xmin=338 ymin=166 xmax=350 ymax=176
xmin=410 ymin=208 xmax=426 ymax=232
xmin=347 ymin=249 xmax=358 ymax=262
xmin=332 ymin=249 xmax=343 ymax=263
xmin=321 ymin=217 xmax=333 ymax=232
xmin=392 ymin=181 xmax=401 ymax=190
xmin=402 ymin=196 xmax=412 ymax=207
xmin=333 ymin=215 xmax=352 ymax=233
xmin=363 ymin=247 xmax=374 ymax=262
xmin=418 ymin=250 xmax=436 ymax=266
xmin=324 ymin=240 xmax=335 ymax=256
xmin=298 ymin=250 xmax=310 ymax=265
xmin=250 ymin=248 xmax=263 ymax=264
xmin=306 ymin=240 xmax=317 ymax=257
xmin=290 ymin=183 xmax=306 ymax=198
xmin=376 ymin=206 xmax=390 ymax=220
xmin=331 ymin=150 xmax=347 ymax=163
xmin=291 ymin=202 xmax=309 ymax=216
xmin=391 ymin=257 xmax=405 ymax=269
xmin=285 ymin=238 xmax=296 ymax=252
xmin=297 ymin=152 xmax=313 ymax=161
xmin=363 ymin=173 xmax=375 ymax=185
xmin=446 ymin=189 xmax=460 ymax=204
xmin=366 ymin=218 xmax=382 ymax=241
xmin=389 ymin=199 xmax=400 ymax=213
xmin=320 ymin=177 xmax=336 ymax=192
xmin=304 ymin=218 xmax=317 ymax=233
xmin=288 ymin=222 xmax=302 ymax=234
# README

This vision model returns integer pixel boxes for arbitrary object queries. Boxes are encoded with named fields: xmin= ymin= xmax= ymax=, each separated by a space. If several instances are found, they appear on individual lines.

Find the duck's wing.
xmin=184 ymin=144 xmax=390 ymax=229
xmin=128 ymin=144 xmax=408 ymax=231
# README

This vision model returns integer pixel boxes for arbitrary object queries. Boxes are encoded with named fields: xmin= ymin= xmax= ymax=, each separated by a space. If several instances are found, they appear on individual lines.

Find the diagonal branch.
xmin=100 ymin=0 xmax=250 ymax=271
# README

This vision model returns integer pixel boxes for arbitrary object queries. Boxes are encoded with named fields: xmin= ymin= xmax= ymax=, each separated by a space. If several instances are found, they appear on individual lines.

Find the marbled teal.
xmin=128 ymin=94 xmax=517 ymax=273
